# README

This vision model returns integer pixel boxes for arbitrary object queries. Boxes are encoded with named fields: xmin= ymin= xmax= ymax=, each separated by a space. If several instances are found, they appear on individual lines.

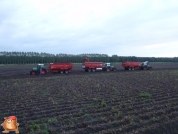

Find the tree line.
xmin=0 ymin=51 xmax=177 ymax=64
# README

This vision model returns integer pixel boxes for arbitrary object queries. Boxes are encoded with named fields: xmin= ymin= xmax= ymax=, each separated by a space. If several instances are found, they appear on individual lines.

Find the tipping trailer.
xmin=82 ymin=58 xmax=116 ymax=72
xmin=82 ymin=58 xmax=103 ymax=72
xmin=48 ymin=62 xmax=73 ymax=74
xmin=122 ymin=61 xmax=152 ymax=70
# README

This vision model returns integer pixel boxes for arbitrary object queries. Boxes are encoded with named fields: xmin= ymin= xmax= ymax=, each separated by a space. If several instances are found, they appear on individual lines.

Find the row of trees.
xmin=0 ymin=51 xmax=108 ymax=57
xmin=0 ymin=51 xmax=178 ymax=64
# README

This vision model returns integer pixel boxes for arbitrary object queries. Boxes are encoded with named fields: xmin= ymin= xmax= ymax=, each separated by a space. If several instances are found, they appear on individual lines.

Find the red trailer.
xmin=122 ymin=61 xmax=152 ymax=70
xmin=48 ymin=62 xmax=73 ymax=73
xmin=82 ymin=58 xmax=103 ymax=72
xmin=122 ymin=61 xmax=141 ymax=70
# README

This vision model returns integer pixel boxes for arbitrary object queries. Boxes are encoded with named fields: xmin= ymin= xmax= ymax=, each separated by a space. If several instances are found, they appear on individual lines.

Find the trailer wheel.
xmin=92 ymin=69 xmax=96 ymax=72
xmin=60 ymin=70 xmax=64 ymax=74
xmin=129 ymin=67 xmax=131 ymax=71
xmin=132 ymin=67 xmax=135 ymax=71
xmin=88 ymin=69 xmax=91 ymax=72
xmin=65 ymin=70 xmax=69 ymax=74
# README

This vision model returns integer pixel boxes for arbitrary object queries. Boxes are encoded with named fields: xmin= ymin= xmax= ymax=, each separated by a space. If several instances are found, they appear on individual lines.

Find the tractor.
xmin=140 ymin=61 xmax=152 ymax=70
xmin=102 ymin=63 xmax=116 ymax=71
xmin=30 ymin=64 xmax=47 ymax=75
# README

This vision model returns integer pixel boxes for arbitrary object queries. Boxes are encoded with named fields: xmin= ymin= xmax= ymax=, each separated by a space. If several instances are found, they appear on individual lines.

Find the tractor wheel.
xmin=65 ymin=70 xmax=69 ymax=74
xmin=32 ymin=71 xmax=36 ymax=75
xmin=107 ymin=68 xmax=110 ymax=72
xmin=41 ymin=70 xmax=46 ymax=75
xmin=113 ymin=68 xmax=116 ymax=71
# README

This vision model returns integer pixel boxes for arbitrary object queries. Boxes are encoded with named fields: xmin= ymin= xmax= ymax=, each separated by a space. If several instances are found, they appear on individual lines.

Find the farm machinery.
xmin=102 ymin=63 xmax=116 ymax=71
xmin=140 ymin=61 xmax=152 ymax=70
xmin=29 ymin=58 xmax=153 ymax=75
xmin=122 ymin=61 xmax=153 ymax=70
xmin=30 ymin=64 xmax=47 ymax=75
xmin=48 ymin=62 xmax=73 ymax=74
xmin=82 ymin=57 xmax=116 ymax=72
xmin=30 ymin=63 xmax=73 ymax=75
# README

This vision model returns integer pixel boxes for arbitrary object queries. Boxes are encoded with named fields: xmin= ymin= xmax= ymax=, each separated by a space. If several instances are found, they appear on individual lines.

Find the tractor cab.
xmin=30 ymin=64 xmax=47 ymax=75
xmin=104 ymin=63 xmax=113 ymax=67
xmin=140 ymin=61 xmax=152 ymax=70
xmin=142 ymin=61 xmax=148 ymax=66
xmin=37 ymin=64 xmax=45 ymax=69
xmin=32 ymin=64 xmax=44 ymax=71
xmin=103 ymin=63 xmax=116 ymax=71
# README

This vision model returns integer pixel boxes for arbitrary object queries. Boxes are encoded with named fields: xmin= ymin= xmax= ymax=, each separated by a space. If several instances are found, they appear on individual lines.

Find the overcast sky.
xmin=0 ymin=0 xmax=178 ymax=57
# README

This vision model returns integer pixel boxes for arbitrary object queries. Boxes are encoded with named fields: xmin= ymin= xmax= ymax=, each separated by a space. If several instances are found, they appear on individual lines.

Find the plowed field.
xmin=0 ymin=63 xmax=178 ymax=134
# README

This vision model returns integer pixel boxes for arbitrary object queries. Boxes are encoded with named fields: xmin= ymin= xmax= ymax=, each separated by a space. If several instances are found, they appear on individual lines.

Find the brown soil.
xmin=0 ymin=63 xmax=178 ymax=133
xmin=0 ymin=62 xmax=177 ymax=78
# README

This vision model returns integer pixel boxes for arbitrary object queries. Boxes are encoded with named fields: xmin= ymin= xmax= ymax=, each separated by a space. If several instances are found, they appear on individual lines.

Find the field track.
xmin=0 ymin=62 xmax=178 ymax=79
xmin=0 ymin=68 xmax=178 ymax=80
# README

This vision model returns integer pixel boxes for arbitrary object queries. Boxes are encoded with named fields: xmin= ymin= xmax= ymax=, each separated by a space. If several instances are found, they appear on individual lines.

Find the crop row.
xmin=0 ymin=70 xmax=178 ymax=133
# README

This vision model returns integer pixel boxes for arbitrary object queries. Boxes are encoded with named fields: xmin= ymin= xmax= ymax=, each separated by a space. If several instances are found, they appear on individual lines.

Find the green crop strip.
xmin=139 ymin=92 xmax=152 ymax=99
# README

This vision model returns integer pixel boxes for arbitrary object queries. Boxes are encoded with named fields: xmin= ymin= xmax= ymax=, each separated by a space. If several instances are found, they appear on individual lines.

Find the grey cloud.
xmin=0 ymin=1 xmax=178 ymax=57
